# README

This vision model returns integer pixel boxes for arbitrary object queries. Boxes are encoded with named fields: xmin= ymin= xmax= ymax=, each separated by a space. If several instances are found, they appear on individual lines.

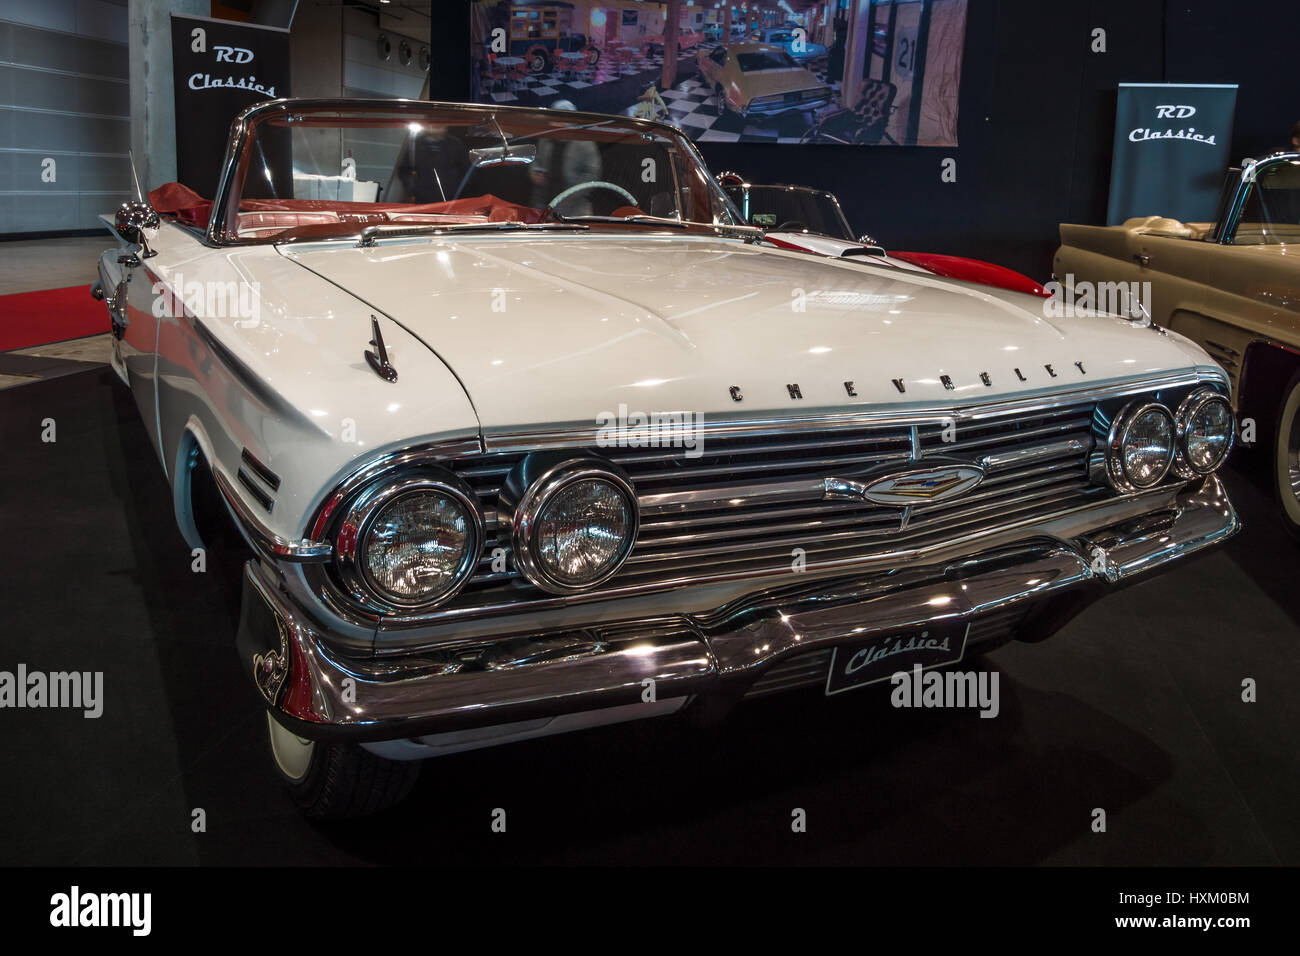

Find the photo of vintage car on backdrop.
xmin=1056 ymin=152 xmax=1300 ymax=537
xmin=471 ymin=0 xmax=967 ymax=146
xmin=696 ymin=42 xmax=832 ymax=120
xmin=95 ymin=97 xmax=1239 ymax=820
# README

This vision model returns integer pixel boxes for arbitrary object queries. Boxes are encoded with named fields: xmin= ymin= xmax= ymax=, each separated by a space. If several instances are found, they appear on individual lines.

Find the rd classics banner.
xmin=170 ymin=14 xmax=291 ymax=196
xmin=1106 ymin=83 xmax=1238 ymax=225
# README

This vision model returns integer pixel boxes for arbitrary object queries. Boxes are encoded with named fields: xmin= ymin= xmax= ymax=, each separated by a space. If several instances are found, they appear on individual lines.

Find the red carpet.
xmin=0 ymin=285 xmax=109 ymax=351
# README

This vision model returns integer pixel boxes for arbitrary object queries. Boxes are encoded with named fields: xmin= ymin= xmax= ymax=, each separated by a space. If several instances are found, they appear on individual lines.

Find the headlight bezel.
xmin=500 ymin=454 xmax=639 ymax=594
xmin=333 ymin=469 xmax=484 ymax=610
xmin=1173 ymin=387 xmax=1235 ymax=477
xmin=1105 ymin=400 xmax=1176 ymax=492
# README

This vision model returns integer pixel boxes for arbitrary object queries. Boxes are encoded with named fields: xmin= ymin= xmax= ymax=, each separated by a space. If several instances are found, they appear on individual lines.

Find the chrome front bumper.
xmin=236 ymin=476 xmax=1238 ymax=744
xmin=746 ymin=92 xmax=832 ymax=116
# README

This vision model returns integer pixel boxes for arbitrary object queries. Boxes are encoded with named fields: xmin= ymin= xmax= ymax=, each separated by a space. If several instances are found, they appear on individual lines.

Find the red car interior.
xmin=148 ymin=182 xmax=544 ymax=240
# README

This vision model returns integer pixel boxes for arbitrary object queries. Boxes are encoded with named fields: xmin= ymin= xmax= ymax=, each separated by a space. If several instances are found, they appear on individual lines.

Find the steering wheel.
xmin=776 ymin=220 xmax=809 ymax=232
xmin=540 ymin=180 xmax=638 ymax=221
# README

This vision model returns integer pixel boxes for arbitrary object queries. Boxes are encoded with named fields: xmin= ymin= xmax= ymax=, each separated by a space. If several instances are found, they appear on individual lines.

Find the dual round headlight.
xmin=500 ymin=455 xmax=639 ymax=594
xmin=1174 ymin=388 xmax=1235 ymax=477
xmin=332 ymin=455 xmax=639 ymax=610
xmin=335 ymin=472 xmax=483 ymax=609
xmin=1105 ymin=390 xmax=1233 ymax=491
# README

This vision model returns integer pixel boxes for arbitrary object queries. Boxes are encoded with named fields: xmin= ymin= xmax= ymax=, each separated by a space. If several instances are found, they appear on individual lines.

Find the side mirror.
xmin=115 ymin=200 xmax=160 ymax=261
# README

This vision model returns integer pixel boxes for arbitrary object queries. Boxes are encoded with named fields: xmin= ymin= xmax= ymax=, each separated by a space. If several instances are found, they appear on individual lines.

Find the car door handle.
xmin=1133 ymin=253 xmax=1150 ymax=267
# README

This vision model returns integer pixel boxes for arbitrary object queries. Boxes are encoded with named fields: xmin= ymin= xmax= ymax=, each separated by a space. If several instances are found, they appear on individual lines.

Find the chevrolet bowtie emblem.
xmin=824 ymin=461 xmax=985 ymax=506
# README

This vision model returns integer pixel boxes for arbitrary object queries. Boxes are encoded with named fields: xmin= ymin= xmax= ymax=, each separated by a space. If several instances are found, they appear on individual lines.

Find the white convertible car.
xmin=96 ymin=99 xmax=1239 ymax=818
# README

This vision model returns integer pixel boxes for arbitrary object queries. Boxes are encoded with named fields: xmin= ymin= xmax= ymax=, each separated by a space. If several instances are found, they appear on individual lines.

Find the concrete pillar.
xmin=129 ymin=0 xmax=208 ymax=194
xmin=661 ymin=0 xmax=681 ymax=91
xmin=840 ymin=0 xmax=870 ymax=108
xmin=290 ymin=1 xmax=343 ymax=99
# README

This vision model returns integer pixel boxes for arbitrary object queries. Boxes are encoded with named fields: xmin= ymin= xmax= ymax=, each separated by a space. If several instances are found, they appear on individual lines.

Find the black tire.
xmin=268 ymin=714 xmax=420 ymax=820
xmin=1271 ymin=367 xmax=1300 ymax=542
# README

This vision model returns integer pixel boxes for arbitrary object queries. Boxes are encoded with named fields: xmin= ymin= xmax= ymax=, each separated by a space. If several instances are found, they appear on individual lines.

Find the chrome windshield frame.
xmin=1211 ymin=151 xmax=1300 ymax=245
xmin=205 ymin=97 xmax=747 ymax=247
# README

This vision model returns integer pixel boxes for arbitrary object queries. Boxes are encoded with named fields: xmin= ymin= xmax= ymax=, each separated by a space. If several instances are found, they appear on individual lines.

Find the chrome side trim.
xmin=214 ymin=469 xmax=333 ymax=563
xmin=639 ymin=475 xmax=830 ymax=516
xmin=978 ymin=437 xmax=1091 ymax=470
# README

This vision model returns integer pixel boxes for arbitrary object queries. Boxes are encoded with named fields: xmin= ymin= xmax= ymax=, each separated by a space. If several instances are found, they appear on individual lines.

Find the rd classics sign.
xmin=1105 ymin=83 xmax=1237 ymax=225
xmin=170 ymin=14 xmax=291 ymax=195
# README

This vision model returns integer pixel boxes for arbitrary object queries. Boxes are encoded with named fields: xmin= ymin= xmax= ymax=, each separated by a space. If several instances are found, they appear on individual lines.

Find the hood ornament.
xmin=365 ymin=314 xmax=398 ymax=383
xmin=824 ymin=459 xmax=985 ymax=506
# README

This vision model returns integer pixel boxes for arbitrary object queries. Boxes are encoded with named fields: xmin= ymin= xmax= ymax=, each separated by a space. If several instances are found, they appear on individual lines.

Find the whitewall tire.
xmin=266 ymin=713 xmax=421 ymax=820
xmin=1273 ymin=369 xmax=1300 ymax=540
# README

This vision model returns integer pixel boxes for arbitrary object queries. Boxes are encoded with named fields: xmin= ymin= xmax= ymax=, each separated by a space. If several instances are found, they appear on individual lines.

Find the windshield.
xmin=1234 ymin=158 xmax=1300 ymax=245
xmin=737 ymin=51 xmax=797 ymax=72
xmin=215 ymin=103 xmax=744 ymax=243
xmin=724 ymin=184 xmax=854 ymax=240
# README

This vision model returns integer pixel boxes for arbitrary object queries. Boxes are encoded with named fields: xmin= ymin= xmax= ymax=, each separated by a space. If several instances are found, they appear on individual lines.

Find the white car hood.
xmin=283 ymin=234 xmax=1214 ymax=433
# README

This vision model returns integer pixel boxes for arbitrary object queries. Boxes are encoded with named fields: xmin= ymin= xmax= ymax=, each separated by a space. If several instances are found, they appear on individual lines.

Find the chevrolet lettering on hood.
xmin=95 ymin=98 xmax=1240 ymax=819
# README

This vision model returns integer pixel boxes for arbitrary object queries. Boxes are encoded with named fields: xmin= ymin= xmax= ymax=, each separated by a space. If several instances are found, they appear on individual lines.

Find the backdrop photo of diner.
xmin=470 ymin=0 xmax=967 ymax=146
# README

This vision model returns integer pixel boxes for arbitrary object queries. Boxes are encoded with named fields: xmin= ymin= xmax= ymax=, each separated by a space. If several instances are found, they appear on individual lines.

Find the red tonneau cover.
xmin=148 ymin=182 xmax=541 ymax=232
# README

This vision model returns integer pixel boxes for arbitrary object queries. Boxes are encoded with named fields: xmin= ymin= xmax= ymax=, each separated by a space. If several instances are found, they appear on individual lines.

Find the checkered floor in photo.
xmin=479 ymin=41 xmax=841 ymax=144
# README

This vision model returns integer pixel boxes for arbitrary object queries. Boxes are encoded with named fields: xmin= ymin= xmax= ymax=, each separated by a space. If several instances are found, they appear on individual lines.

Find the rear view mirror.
xmin=468 ymin=143 xmax=537 ymax=168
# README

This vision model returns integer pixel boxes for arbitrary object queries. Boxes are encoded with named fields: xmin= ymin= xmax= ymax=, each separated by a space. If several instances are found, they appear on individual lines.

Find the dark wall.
xmin=429 ymin=0 xmax=1300 ymax=280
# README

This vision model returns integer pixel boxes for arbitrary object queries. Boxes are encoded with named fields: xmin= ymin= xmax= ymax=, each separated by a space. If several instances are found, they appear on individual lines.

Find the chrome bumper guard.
xmin=237 ymin=476 xmax=1237 ymax=743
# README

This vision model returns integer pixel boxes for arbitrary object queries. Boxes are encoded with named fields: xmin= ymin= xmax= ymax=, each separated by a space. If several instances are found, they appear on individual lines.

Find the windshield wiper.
xmin=357 ymin=221 xmax=588 ymax=246
xmin=547 ymin=214 xmax=688 ymax=228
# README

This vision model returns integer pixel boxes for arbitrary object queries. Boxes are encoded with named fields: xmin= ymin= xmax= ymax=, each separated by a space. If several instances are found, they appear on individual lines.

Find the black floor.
xmin=1 ymin=367 xmax=1297 ymax=865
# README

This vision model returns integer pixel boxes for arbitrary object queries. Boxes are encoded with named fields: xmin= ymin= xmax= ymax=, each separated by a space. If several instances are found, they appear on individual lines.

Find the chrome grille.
xmin=448 ymin=401 xmax=1102 ymax=607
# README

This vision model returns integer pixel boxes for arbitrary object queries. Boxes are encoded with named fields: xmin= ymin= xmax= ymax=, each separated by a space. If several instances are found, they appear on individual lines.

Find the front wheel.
xmin=268 ymin=713 xmax=420 ymax=820
xmin=1272 ymin=368 xmax=1300 ymax=541
xmin=714 ymin=85 xmax=727 ymax=117
xmin=526 ymin=45 xmax=550 ymax=74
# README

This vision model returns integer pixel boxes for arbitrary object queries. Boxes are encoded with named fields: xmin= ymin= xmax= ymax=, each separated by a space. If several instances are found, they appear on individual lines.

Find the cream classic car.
xmin=1056 ymin=152 xmax=1300 ymax=536
xmin=97 ymin=98 xmax=1238 ymax=818
xmin=696 ymin=41 xmax=831 ymax=118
